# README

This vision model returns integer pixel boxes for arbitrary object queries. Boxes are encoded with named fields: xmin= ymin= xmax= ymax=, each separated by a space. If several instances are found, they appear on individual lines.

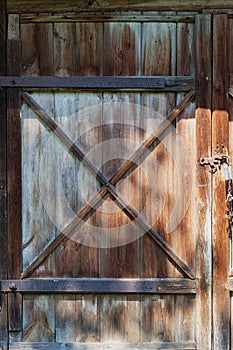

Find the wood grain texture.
xmin=177 ymin=21 xmax=195 ymax=76
xmin=23 ymin=295 xmax=55 ymax=342
xmin=8 ymin=341 xmax=197 ymax=349
xmin=142 ymin=22 xmax=176 ymax=75
xmin=103 ymin=22 xmax=140 ymax=76
xmin=7 ymin=0 xmax=233 ymax=13
xmin=0 ymin=0 xmax=7 ymax=285
xmin=100 ymin=295 xmax=140 ymax=342
xmin=21 ymin=23 xmax=53 ymax=75
xmin=195 ymin=14 xmax=212 ymax=350
xmin=20 ymin=13 xmax=195 ymax=24
xmin=76 ymin=23 xmax=103 ymax=76
xmin=54 ymin=23 xmax=76 ymax=76
xmin=7 ymin=14 xmax=22 ymax=334
xmin=212 ymin=14 xmax=230 ymax=350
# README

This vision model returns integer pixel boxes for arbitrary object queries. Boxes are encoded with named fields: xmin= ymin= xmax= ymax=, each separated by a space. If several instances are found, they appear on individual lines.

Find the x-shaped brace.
xmin=21 ymin=90 xmax=195 ymax=280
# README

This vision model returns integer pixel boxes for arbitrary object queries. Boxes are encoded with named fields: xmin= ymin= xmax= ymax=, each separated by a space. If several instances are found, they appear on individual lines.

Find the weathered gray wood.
xmin=20 ymin=13 xmax=195 ymax=23
xmin=20 ymin=188 xmax=107 ymax=279
xmin=110 ymin=90 xmax=195 ymax=185
xmin=195 ymin=14 xmax=212 ymax=350
xmin=9 ymin=341 xmax=197 ymax=349
xmin=6 ymin=0 xmax=233 ymax=13
xmin=0 ymin=278 xmax=197 ymax=294
xmin=23 ymin=295 xmax=55 ymax=342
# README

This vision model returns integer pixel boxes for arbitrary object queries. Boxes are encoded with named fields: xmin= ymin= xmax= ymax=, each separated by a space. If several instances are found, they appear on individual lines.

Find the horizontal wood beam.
xmin=6 ymin=0 xmax=233 ymax=13
xmin=0 ymin=278 xmax=196 ymax=294
xmin=0 ymin=76 xmax=194 ymax=91
xmin=20 ymin=13 xmax=195 ymax=23
xmin=9 ymin=341 xmax=197 ymax=349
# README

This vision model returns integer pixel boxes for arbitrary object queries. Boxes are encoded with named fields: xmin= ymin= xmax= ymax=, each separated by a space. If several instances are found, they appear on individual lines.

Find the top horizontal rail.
xmin=0 ymin=76 xmax=194 ymax=91
xmin=20 ymin=13 xmax=195 ymax=23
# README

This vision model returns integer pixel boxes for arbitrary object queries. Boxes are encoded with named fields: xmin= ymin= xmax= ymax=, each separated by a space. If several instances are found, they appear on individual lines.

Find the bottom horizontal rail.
xmin=9 ymin=342 xmax=197 ymax=350
xmin=0 ymin=278 xmax=196 ymax=294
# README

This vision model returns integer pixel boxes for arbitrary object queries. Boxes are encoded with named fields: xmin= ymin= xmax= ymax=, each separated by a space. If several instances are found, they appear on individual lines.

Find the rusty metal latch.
xmin=200 ymin=154 xmax=231 ymax=173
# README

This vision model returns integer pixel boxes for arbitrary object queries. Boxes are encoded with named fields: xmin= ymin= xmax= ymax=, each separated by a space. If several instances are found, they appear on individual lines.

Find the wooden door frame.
xmin=0 ymin=7 xmax=232 ymax=350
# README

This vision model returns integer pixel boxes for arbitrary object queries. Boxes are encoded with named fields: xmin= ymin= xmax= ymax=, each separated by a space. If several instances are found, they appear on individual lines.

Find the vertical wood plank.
xmin=195 ymin=14 xmax=212 ymax=350
xmin=140 ymin=92 xmax=181 ymax=278
xmin=0 ymin=0 xmax=8 ymax=346
xmin=76 ymin=295 xmax=99 ymax=343
xmin=76 ymin=23 xmax=103 ymax=76
xmin=100 ymin=295 xmax=140 ymax=343
xmin=23 ymin=295 xmax=55 ymax=342
xmin=103 ymin=22 xmax=140 ymax=76
xmin=142 ymin=22 xmax=176 ymax=75
xmin=21 ymin=23 xmax=54 ymax=76
xmin=177 ymin=21 xmax=195 ymax=76
xmin=54 ymin=23 xmax=75 ymax=76
xmin=212 ymin=14 xmax=230 ymax=350
xmin=100 ymin=93 xmax=141 ymax=278
xmin=53 ymin=92 xmax=78 ymax=278
xmin=140 ymin=295 xmax=175 ymax=342
xmin=22 ymin=92 xmax=56 ymax=276
xmin=7 ymin=14 xmax=22 ymax=334
xmin=55 ymin=295 xmax=76 ymax=342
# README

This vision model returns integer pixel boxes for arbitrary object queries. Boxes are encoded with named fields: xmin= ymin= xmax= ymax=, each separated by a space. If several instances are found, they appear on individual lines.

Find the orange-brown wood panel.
xmin=212 ymin=14 xmax=230 ymax=350
xmin=195 ymin=14 xmax=212 ymax=350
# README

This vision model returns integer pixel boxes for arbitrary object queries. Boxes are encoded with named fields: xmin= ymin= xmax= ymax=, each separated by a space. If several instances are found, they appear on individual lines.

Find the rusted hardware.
xmin=200 ymin=154 xmax=231 ymax=173
xmin=9 ymin=283 xmax=17 ymax=296
xmin=226 ymin=180 xmax=233 ymax=239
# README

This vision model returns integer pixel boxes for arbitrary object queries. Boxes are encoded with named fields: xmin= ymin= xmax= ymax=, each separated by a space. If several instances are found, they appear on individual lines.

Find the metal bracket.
xmin=200 ymin=154 xmax=231 ymax=173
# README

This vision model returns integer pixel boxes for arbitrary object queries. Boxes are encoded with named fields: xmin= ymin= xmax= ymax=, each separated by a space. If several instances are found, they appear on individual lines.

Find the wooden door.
xmin=0 ymin=9 xmax=231 ymax=350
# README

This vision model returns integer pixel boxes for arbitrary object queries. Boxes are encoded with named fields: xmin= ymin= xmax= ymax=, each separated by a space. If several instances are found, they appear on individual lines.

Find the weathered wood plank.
xmin=75 ymin=295 xmax=99 ymax=342
xmin=141 ymin=295 xmax=175 ymax=342
xmin=174 ymin=296 xmax=195 ymax=342
xmin=140 ymin=92 xmax=179 ymax=278
xmin=0 ymin=0 xmax=7 ymax=283
xmin=21 ymin=23 xmax=53 ymax=75
xmin=212 ymin=14 xmax=230 ymax=350
xmin=99 ymin=88 xmax=141 ymax=274
xmin=1 ymin=279 xmax=197 ymax=294
xmin=76 ymin=23 xmax=103 ymax=76
xmin=55 ymin=295 xmax=76 ymax=342
xmin=100 ymin=295 xmax=140 ymax=342
xmin=20 ymin=14 xmax=195 ymax=24
xmin=54 ymin=23 xmax=76 ymax=76
xmin=177 ymin=21 xmax=195 ymax=76
xmin=20 ymin=188 xmax=107 ymax=279
xmin=7 ymin=0 xmax=233 ymax=13
xmin=103 ymin=22 xmax=140 ymax=76
xmin=194 ymin=14 xmax=212 ymax=350
xmin=7 ymin=14 xmax=22 ymax=334
xmin=9 ymin=341 xmax=197 ymax=349
xmin=110 ymin=90 xmax=195 ymax=185
xmin=142 ymin=22 xmax=176 ymax=75
xmin=23 ymin=295 xmax=55 ymax=342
